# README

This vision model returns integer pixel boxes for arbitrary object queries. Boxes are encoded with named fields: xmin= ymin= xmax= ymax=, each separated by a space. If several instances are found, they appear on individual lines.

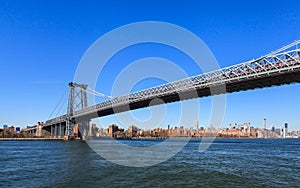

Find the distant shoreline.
xmin=0 ymin=138 xmax=64 ymax=141
xmin=0 ymin=137 xmax=299 ymax=141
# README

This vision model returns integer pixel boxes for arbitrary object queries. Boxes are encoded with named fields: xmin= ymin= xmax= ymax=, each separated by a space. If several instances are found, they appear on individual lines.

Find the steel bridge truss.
xmin=44 ymin=40 xmax=300 ymax=136
xmin=75 ymin=41 xmax=300 ymax=118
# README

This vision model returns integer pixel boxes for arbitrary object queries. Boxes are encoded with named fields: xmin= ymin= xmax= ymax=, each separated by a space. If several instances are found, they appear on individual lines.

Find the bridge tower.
xmin=66 ymin=82 xmax=88 ymax=136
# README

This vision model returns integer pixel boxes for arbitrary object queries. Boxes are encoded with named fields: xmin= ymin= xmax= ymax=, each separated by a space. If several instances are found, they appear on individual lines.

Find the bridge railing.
xmin=73 ymin=47 xmax=300 ymax=118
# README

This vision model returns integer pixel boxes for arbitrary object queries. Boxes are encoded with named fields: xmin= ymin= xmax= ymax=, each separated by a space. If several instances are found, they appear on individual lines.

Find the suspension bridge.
xmin=25 ymin=40 xmax=300 ymax=139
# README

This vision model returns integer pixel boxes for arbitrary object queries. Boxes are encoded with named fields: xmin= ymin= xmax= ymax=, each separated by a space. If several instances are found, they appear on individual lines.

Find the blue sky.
xmin=0 ymin=0 xmax=300 ymax=131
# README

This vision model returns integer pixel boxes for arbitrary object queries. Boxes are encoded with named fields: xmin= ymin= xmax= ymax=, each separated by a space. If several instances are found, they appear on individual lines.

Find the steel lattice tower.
xmin=66 ymin=82 xmax=88 ymax=136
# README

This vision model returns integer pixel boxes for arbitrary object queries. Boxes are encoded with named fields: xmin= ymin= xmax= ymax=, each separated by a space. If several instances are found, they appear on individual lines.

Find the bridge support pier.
xmin=55 ymin=125 xmax=58 ymax=138
xmin=77 ymin=120 xmax=91 ymax=140
xmin=49 ymin=123 xmax=65 ymax=138
xmin=50 ymin=125 xmax=53 ymax=138
xmin=65 ymin=120 xmax=74 ymax=137
xmin=59 ymin=123 xmax=62 ymax=138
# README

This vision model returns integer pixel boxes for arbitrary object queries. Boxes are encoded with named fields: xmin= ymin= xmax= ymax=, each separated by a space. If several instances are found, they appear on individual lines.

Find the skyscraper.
xmin=195 ymin=120 xmax=199 ymax=130
xmin=264 ymin=118 xmax=267 ymax=138
xmin=283 ymin=123 xmax=288 ymax=138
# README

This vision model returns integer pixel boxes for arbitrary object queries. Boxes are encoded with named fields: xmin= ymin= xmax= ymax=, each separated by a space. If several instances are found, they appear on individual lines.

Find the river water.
xmin=0 ymin=138 xmax=299 ymax=187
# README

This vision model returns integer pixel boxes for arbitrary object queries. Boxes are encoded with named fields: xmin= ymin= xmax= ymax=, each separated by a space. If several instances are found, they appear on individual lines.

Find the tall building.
xmin=283 ymin=123 xmax=288 ymax=138
xmin=271 ymin=125 xmax=275 ymax=132
xmin=107 ymin=124 xmax=119 ymax=138
xmin=195 ymin=120 xmax=199 ymax=130
xmin=248 ymin=123 xmax=251 ymax=136
xmin=128 ymin=125 xmax=138 ymax=138
xmin=264 ymin=118 xmax=267 ymax=138
xmin=280 ymin=126 xmax=283 ymax=137
xmin=275 ymin=128 xmax=281 ymax=136
xmin=88 ymin=123 xmax=98 ymax=137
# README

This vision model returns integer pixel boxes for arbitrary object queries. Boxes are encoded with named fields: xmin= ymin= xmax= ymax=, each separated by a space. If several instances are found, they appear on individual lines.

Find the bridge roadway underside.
xmin=43 ymin=122 xmax=66 ymax=137
xmin=74 ymin=70 xmax=300 ymax=122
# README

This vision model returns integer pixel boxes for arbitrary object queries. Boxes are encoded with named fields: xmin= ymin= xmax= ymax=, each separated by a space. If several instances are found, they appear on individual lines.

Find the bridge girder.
xmin=43 ymin=41 xmax=300 ymax=131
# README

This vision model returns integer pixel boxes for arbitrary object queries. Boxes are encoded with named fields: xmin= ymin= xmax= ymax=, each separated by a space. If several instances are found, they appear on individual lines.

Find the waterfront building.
xmin=1 ymin=125 xmax=16 ymax=138
xmin=107 ymin=124 xmax=119 ymax=138
xmin=271 ymin=125 xmax=275 ymax=132
xmin=96 ymin=127 xmax=106 ymax=137
xmin=89 ymin=123 xmax=98 ymax=137
xmin=16 ymin=127 xmax=21 ymax=133
xmin=288 ymin=130 xmax=300 ymax=138
xmin=195 ymin=120 xmax=199 ymax=130
xmin=257 ymin=129 xmax=264 ymax=138
xmin=275 ymin=128 xmax=281 ymax=136
xmin=128 ymin=125 xmax=138 ymax=138
xmin=283 ymin=123 xmax=288 ymax=138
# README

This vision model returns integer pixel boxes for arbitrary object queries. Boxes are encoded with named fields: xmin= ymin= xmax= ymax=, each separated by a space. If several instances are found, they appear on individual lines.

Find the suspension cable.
xmin=267 ymin=40 xmax=300 ymax=56
xmin=55 ymin=97 xmax=67 ymax=117
xmin=48 ymin=89 xmax=67 ymax=119
xmin=85 ymin=88 xmax=113 ymax=99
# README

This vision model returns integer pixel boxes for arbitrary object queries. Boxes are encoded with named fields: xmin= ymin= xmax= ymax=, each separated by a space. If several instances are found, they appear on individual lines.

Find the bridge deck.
xmin=44 ymin=46 xmax=300 ymax=127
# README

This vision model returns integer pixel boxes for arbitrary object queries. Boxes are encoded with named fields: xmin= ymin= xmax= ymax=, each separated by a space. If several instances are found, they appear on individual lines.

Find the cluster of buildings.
xmin=0 ymin=122 xmax=48 ymax=138
xmin=219 ymin=122 xmax=289 ymax=138
xmin=90 ymin=119 xmax=299 ymax=139
xmin=0 ymin=125 xmax=21 ymax=138
xmin=1 ymin=118 xmax=299 ymax=139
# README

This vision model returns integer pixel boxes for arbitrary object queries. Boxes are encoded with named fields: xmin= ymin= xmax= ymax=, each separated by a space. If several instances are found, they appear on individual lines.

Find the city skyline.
xmin=10 ymin=119 xmax=296 ymax=139
xmin=3 ymin=119 xmax=296 ymax=139
xmin=1 ymin=0 xmax=300 ymax=131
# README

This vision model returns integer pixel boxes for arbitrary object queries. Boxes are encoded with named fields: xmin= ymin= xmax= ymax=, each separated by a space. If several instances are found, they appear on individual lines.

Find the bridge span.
xmin=38 ymin=40 xmax=300 ymax=138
